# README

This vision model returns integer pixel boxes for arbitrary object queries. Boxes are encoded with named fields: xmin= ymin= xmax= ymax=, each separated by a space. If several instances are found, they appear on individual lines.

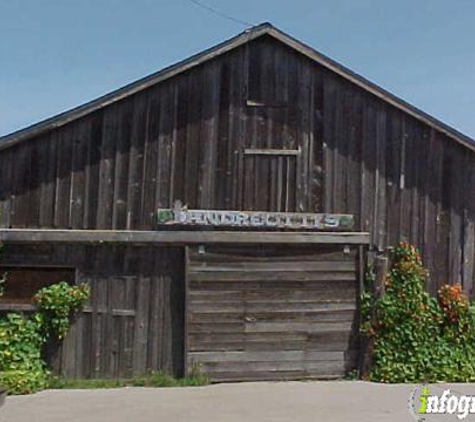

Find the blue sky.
xmin=1 ymin=0 xmax=475 ymax=138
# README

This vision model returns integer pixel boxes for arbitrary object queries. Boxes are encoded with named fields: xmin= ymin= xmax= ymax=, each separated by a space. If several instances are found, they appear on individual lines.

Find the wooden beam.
xmin=360 ymin=255 xmax=389 ymax=379
xmin=243 ymin=148 xmax=300 ymax=156
xmin=0 ymin=229 xmax=370 ymax=245
xmin=0 ymin=303 xmax=35 ymax=312
xmin=246 ymin=99 xmax=290 ymax=108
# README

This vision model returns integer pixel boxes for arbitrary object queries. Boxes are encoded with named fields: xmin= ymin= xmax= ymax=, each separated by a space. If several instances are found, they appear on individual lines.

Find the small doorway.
xmin=241 ymin=149 xmax=300 ymax=212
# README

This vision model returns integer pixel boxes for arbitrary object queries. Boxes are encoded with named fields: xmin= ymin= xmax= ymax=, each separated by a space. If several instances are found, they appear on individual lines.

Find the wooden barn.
xmin=0 ymin=22 xmax=474 ymax=381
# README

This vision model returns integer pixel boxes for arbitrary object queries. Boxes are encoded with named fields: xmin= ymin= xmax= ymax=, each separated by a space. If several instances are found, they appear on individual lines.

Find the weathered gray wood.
xmin=132 ymin=276 xmax=151 ymax=376
xmin=0 ymin=303 xmax=35 ymax=311
xmin=0 ymin=244 xmax=185 ymax=380
xmin=198 ymin=360 xmax=346 ymax=375
xmin=0 ymin=229 xmax=371 ymax=245
xmin=189 ymin=310 xmax=355 ymax=324
xmin=188 ymin=260 xmax=356 ymax=272
xmin=242 ymin=321 xmax=353 ymax=334
xmin=372 ymin=255 xmax=388 ymax=299
xmin=188 ymin=350 xmax=344 ymax=363
xmin=3 ymin=23 xmax=475 ymax=384
xmin=1 ymin=24 xmax=471 ymax=157
xmin=0 ymin=25 xmax=473 ymax=301
xmin=188 ymin=286 xmax=357 ymax=302
xmin=188 ymin=247 xmax=357 ymax=262
xmin=360 ymin=254 xmax=388 ymax=379
xmin=243 ymin=148 xmax=300 ymax=156
xmin=188 ymin=271 xmax=356 ymax=282
xmin=189 ymin=301 xmax=355 ymax=314
xmin=186 ymin=244 xmax=358 ymax=381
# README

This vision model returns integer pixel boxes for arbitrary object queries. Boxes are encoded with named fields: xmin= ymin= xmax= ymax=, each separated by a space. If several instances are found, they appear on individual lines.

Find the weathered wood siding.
xmin=186 ymin=245 xmax=359 ymax=381
xmin=0 ymin=35 xmax=474 ymax=294
xmin=0 ymin=244 xmax=185 ymax=378
xmin=321 ymin=75 xmax=475 ymax=297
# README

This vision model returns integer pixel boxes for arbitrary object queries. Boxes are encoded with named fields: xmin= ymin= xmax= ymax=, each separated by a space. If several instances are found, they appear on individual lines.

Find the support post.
xmin=373 ymin=255 xmax=388 ymax=299
xmin=360 ymin=255 xmax=388 ymax=379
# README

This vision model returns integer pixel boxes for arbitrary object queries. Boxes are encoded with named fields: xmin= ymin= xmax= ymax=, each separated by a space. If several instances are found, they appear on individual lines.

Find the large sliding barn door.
xmin=185 ymin=245 xmax=359 ymax=382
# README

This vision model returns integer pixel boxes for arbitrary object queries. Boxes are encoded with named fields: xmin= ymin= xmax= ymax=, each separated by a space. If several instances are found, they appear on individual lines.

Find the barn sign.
xmin=157 ymin=201 xmax=354 ymax=230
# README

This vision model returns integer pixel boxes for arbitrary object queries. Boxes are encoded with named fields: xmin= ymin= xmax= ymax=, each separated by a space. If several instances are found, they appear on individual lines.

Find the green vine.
xmin=362 ymin=241 xmax=475 ymax=383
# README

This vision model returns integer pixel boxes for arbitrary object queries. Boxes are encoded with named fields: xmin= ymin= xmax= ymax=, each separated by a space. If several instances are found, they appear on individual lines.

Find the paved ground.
xmin=1 ymin=381 xmax=473 ymax=422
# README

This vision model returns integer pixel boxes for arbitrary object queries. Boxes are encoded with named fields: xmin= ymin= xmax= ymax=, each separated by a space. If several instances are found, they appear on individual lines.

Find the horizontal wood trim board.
xmin=189 ymin=335 xmax=352 ymax=352
xmin=189 ymin=314 xmax=355 ymax=323
xmin=188 ymin=287 xmax=356 ymax=300
xmin=0 ymin=303 xmax=35 ymax=312
xmin=189 ymin=342 xmax=349 ymax=353
xmin=189 ymin=298 xmax=356 ymax=306
xmin=0 ymin=230 xmax=370 ymax=245
xmin=187 ymin=272 xmax=356 ymax=282
xmin=190 ymin=279 xmax=354 ymax=288
xmin=187 ymin=251 xmax=357 ymax=262
xmin=188 ymin=321 xmax=353 ymax=334
xmin=82 ymin=307 xmax=136 ymax=316
xmin=191 ymin=285 xmax=357 ymax=294
xmin=189 ymin=331 xmax=351 ymax=343
xmin=188 ymin=350 xmax=344 ymax=363
xmin=243 ymin=148 xmax=301 ymax=156
xmin=245 ymin=100 xmax=290 ymax=108
xmin=189 ymin=313 xmax=354 ymax=324
xmin=205 ymin=372 xmax=344 ymax=382
xmin=189 ymin=313 xmax=355 ymax=322
xmin=189 ymin=301 xmax=356 ymax=313
xmin=193 ymin=360 xmax=345 ymax=373
xmin=187 ymin=261 xmax=356 ymax=272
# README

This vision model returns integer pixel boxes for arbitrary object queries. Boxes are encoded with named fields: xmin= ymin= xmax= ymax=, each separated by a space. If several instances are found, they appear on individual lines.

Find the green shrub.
xmin=362 ymin=242 xmax=475 ymax=383
xmin=33 ymin=282 xmax=90 ymax=339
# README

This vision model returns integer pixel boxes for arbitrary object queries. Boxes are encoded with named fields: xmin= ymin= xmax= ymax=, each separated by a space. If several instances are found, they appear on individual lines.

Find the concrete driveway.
xmin=0 ymin=381 xmax=463 ymax=422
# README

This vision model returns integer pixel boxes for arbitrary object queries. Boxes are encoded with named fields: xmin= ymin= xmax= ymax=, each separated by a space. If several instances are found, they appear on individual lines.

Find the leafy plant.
xmin=0 ymin=313 xmax=49 ymax=394
xmin=33 ymin=282 xmax=89 ymax=339
xmin=362 ymin=241 xmax=475 ymax=383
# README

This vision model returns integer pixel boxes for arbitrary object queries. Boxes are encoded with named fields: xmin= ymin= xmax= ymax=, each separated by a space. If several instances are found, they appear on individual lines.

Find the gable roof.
xmin=1 ymin=22 xmax=474 ymax=152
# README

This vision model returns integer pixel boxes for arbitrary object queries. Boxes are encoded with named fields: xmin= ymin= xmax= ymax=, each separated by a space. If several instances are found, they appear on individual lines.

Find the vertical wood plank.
xmin=112 ymin=100 xmax=133 ymax=229
xmin=133 ymin=276 xmax=151 ymax=375
xmin=97 ymin=105 xmax=119 ymax=229
xmin=70 ymin=120 xmax=90 ymax=229
xmin=322 ymin=74 xmax=336 ymax=213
